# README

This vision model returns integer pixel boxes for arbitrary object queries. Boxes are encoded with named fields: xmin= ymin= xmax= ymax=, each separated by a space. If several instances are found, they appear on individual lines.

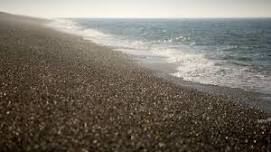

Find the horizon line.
xmin=2 ymin=11 xmax=271 ymax=20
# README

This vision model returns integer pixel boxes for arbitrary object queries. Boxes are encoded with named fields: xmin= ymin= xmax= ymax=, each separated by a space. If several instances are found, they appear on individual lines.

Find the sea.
xmin=50 ymin=18 xmax=271 ymax=99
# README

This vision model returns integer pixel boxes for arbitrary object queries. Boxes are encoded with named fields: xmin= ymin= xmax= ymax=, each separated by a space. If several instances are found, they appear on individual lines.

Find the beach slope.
xmin=0 ymin=13 xmax=270 ymax=151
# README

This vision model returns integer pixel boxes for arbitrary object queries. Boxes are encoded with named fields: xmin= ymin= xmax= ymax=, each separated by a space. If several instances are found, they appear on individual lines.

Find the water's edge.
xmin=47 ymin=19 xmax=271 ymax=113
xmin=134 ymin=56 xmax=271 ymax=113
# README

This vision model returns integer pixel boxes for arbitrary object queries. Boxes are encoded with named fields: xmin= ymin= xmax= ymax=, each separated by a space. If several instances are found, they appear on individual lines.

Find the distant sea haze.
xmin=50 ymin=18 xmax=271 ymax=96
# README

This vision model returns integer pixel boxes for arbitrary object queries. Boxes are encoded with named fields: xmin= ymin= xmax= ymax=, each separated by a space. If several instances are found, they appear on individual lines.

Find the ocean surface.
xmin=50 ymin=18 xmax=271 ymax=96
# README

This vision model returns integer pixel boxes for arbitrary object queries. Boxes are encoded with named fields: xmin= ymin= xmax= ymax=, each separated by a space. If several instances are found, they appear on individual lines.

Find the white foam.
xmin=48 ymin=19 xmax=161 ymax=58
xmin=148 ymin=44 xmax=271 ymax=94
xmin=47 ymin=19 xmax=83 ymax=35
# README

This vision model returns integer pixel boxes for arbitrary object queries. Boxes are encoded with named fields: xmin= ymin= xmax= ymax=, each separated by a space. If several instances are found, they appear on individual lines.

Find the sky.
xmin=1 ymin=0 xmax=271 ymax=18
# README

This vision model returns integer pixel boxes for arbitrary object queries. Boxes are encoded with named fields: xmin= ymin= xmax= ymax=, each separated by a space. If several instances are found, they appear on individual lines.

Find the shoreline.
xmin=1 ymin=13 xmax=271 ymax=151
xmin=133 ymin=54 xmax=271 ymax=112
xmin=49 ymin=18 xmax=271 ymax=98
xmin=48 ymin=18 xmax=271 ymax=112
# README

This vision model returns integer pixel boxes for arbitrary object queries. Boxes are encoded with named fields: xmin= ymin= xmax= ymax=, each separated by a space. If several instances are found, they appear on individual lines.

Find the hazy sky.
xmin=1 ymin=0 xmax=271 ymax=18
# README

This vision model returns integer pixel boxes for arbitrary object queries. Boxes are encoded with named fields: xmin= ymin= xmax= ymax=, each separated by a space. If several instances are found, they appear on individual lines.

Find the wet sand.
xmin=0 ymin=13 xmax=271 ymax=151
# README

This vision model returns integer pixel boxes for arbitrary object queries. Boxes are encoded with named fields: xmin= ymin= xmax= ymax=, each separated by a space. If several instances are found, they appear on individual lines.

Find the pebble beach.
xmin=0 ymin=13 xmax=270 ymax=151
